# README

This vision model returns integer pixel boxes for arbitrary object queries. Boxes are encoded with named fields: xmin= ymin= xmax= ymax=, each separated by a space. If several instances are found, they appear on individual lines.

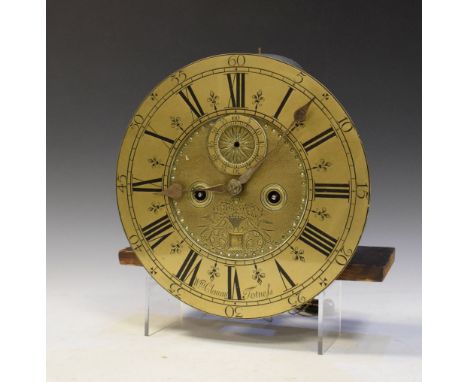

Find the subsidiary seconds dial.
xmin=207 ymin=114 xmax=267 ymax=175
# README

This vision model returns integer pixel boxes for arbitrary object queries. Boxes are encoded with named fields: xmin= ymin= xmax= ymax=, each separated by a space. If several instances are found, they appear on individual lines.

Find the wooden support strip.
xmin=118 ymin=245 xmax=395 ymax=282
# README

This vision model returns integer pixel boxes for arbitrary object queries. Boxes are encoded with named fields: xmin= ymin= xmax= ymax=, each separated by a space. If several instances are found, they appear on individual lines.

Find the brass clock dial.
xmin=116 ymin=53 xmax=369 ymax=319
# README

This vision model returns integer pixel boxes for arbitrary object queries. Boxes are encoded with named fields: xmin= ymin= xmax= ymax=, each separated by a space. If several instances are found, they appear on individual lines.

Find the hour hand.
xmin=236 ymin=100 xmax=312 ymax=186
xmin=162 ymin=183 xmax=184 ymax=200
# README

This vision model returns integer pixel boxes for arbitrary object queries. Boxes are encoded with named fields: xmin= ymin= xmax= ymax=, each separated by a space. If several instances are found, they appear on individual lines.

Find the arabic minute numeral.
xmin=225 ymin=306 xmax=243 ymax=318
xmin=338 ymin=117 xmax=353 ymax=132
xmin=335 ymin=248 xmax=353 ymax=266
xmin=227 ymin=55 xmax=246 ymax=66
xmin=129 ymin=114 xmax=144 ymax=129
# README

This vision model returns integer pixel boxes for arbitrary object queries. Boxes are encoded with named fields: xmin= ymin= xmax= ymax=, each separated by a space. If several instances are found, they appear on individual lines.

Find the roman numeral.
xmin=132 ymin=178 xmax=162 ymax=192
xmin=314 ymin=183 xmax=350 ymax=199
xmin=274 ymin=87 xmax=293 ymax=119
xmin=227 ymin=73 xmax=245 ymax=108
xmin=275 ymin=260 xmax=296 ymax=290
xmin=141 ymin=215 xmax=173 ymax=249
xmin=179 ymin=85 xmax=205 ymax=118
xmin=176 ymin=250 xmax=202 ymax=287
xmin=299 ymin=223 xmax=337 ymax=257
xmin=144 ymin=130 xmax=175 ymax=145
xmin=302 ymin=127 xmax=336 ymax=152
xmin=227 ymin=266 xmax=242 ymax=300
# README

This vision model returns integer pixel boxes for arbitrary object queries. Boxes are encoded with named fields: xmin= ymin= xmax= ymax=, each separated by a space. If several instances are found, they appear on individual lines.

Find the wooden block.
xmin=338 ymin=246 xmax=395 ymax=282
xmin=118 ymin=245 xmax=395 ymax=282
xmin=119 ymin=247 xmax=143 ymax=266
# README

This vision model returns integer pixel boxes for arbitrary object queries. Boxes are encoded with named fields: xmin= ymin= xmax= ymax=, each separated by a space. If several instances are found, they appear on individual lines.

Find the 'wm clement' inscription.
xmin=192 ymin=278 xmax=274 ymax=300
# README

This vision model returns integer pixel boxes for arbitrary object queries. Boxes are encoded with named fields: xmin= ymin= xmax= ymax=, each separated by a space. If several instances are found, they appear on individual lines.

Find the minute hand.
xmin=237 ymin=100 xmax=312 ymax=185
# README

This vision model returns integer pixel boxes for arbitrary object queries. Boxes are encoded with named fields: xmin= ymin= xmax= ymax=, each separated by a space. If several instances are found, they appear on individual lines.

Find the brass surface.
xmin=116 ymin=53 xmax=370 ymax=318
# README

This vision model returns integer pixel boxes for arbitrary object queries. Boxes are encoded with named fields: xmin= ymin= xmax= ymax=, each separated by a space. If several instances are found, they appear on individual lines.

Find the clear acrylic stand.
xmin=144 ymin=274 xmax=342 ymax=355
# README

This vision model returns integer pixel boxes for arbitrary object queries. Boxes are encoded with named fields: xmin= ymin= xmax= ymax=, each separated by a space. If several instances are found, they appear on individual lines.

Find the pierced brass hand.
xmin=165 ymin=101 xmax=312 ymax=199
xmin=236 ymin=100 xmax=312 ymax=187
xmin=238 ymin=160 xmax=263 ymax=185
xmin=162 ymin=183 xmax=184 ymax=200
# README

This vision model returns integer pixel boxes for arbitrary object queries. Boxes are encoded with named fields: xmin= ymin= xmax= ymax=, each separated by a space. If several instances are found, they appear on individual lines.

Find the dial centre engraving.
xmin=170 ymin=115 xmax=308 ymax=260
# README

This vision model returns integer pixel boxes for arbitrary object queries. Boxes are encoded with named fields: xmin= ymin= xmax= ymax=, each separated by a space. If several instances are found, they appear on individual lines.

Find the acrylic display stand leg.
xmin=144 ymin=271 xmax=342 ymax=355
xmin=318 ymin=280 xmax=342 ymax=354
xmin=120 ymin=246 xmax=394 ymax=355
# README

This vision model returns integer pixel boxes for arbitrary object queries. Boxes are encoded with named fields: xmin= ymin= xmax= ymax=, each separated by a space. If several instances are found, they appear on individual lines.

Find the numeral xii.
xmin=227 ymin=73 xmax=245 ymax=107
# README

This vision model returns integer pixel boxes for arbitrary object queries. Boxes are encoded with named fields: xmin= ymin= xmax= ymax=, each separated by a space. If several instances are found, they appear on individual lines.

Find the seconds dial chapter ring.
xmin=207 ymin=114 xmax=267 ymax=175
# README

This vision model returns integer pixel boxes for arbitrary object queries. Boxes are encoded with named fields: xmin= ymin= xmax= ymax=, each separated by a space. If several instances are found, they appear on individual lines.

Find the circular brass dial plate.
xmin=116 ymin=53 xmax=370 ymax=319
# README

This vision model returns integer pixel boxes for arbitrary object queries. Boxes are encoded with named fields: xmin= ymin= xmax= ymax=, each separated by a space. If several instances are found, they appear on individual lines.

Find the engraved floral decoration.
xmin=170 ymin=240 xmax=184 ymax=254
xmin=292 ymin=120 xmax=305 ymax=130
xmin=321 ymin=92 xmax=330 ymax=101
xmin=208 ymin=263 xmax=220 ymax=281
xmin=319 ymin=277 xmax=328 ymax=287
xmin=149 ymin=266 xmax=157 ymax=275
xmin=252 ymin=264 xmax=266 ymax=285
xmin=252 ymin=90 xmax=265 ymax=110
xmin=148 ymin=157 xmax=164 ymax=168
xmin=312 ymin=159 xmax=332 ymax=172
xmin=148 ymin=202 xmax=165 ymax=214
xmin=207 ymin=91 xmax=219 ymax=110
xmin=291 ymin=246 xmax=305 ymax=262
xmin=150 ymin=91 xmax=157 ymax=101
xmin=312 ymin=207 xmax=331 ymax=221
xmin=170 ymin=116 xmax=183 ymax=132
xmin=198 ymin=198 xmax=274 ymax=255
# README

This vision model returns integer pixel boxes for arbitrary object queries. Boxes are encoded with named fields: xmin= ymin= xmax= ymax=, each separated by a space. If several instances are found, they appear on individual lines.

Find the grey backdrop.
xmin=47 ymin=0 xmax=420 ymax=303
